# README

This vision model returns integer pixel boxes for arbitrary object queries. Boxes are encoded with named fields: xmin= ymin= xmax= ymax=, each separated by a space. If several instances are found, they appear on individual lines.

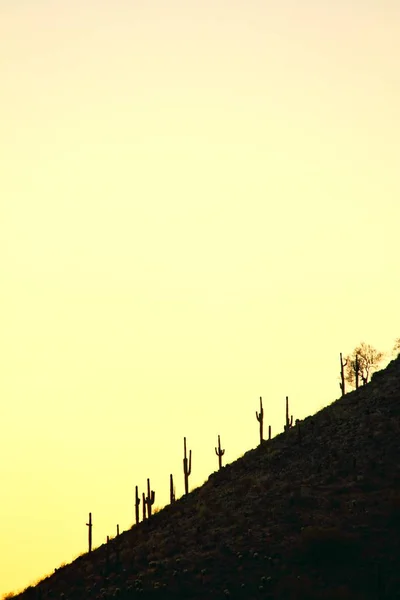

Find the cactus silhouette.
xmin=145 ymin=478 xmax=155 ymax=518
xmin=170 ymin=473 xmax=176 ymax=503
xmin=142 ymin=492 xmax=146 ymax=521
xmin=355 ymin=354 xmax=360 ymax=389
xmin=339 ymin=352 xmax=347 ymax=396
xmin=135 ymin=485 xmax=141 ymax=525
xmin=86 ymin=512 xmax=93 ymax=553
xmin=183 ymin=437 xmax=192 ymax=495
xmin=256 ymin=396 xmax=264 ymax=444
xmin=215 ymin=434 xmax=225 ymax=470
xmin=284 ymin=396 xmax=293 ymax=432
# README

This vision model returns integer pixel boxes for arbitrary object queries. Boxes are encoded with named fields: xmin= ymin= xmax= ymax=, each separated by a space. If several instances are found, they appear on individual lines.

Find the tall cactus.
xmin=145 ymin=478 xmax=155 ymax=518
xmin=183 ymin=437 xmax=192 ymax=495
xmin=339 ymin=352 xmax=347 ymax=396
xmin=355 ymin=354 xmax=360 ymax=389
xmin=268 ymin=424 xmax=272 ymax=440
xmin=256 ymin=396 xmax=264 ymax=445
xmin=86 ymin=512 xmax=93 ymax=553
xmin=170 ymin=473 xmax=176 ymax=503
xmin=142 ymin=492 xmax=146 ymax=521
xmin=135 ymin=485 xmax=141 ymax=525
xmin=284 ymin=396 xmax=293 ymax=432
xmin=215 ymin=434 xmax=225 ymax=470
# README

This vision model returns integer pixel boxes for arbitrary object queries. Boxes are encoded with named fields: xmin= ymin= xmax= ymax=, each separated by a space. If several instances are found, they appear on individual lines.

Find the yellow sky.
xmin=1 ymin=0 xmax=399 ymax=594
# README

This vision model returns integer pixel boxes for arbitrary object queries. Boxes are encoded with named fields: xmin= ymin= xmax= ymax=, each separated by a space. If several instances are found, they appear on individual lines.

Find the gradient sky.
xmin=1 ymin=0 xmax=399 ymax=594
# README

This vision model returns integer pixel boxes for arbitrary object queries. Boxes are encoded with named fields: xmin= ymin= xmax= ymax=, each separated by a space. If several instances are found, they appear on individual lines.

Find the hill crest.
xmin=11 ymin=356 xmax=400 ymax=599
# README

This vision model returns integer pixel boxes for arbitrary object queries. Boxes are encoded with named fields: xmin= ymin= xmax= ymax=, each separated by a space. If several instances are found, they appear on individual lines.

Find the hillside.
xmin=11 ymin=357 xmax=400 ymax=599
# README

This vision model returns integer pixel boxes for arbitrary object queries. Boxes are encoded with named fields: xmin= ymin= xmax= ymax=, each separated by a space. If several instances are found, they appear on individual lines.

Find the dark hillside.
xmin=13 ymin=357 xmax=400 ymax=599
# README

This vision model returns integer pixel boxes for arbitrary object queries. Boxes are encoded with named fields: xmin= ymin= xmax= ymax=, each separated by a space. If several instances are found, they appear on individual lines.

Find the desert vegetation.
xmin=5 ymin=339 xmax=400 ymax=599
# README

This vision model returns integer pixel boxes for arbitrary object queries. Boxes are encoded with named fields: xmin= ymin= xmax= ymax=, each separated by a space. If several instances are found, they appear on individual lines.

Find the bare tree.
xmin=345 ymin=342 xmax=384 ymax=388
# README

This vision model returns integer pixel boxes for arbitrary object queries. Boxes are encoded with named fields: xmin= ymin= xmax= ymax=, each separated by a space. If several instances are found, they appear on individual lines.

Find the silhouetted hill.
xmin=12 ymin=357 xmax=400 ymax=599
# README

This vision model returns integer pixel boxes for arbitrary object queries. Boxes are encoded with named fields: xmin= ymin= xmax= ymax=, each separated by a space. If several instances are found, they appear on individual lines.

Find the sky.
xmin=1 ymin=0 xmax=399 ymax=594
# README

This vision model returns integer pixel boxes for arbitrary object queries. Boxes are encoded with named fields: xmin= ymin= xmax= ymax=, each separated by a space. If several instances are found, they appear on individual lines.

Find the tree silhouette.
xmin=345 ymin=342 xmax=383 ymax=388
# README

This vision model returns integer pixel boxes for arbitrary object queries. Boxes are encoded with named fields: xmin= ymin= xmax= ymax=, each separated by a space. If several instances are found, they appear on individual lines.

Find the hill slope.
xmin=12 ymin=357 xmax=400 ymax=599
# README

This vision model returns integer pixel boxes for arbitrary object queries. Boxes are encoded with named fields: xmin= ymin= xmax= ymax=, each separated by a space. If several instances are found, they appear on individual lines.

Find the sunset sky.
xmin=1 ymin=0 xmax=399 ymax=594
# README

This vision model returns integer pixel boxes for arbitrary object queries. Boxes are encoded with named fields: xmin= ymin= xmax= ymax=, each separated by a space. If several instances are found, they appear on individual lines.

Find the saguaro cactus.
xmin=339 ymin=352 xmax=347 ymax=396
xmin=86 ymin=512 xmax=93 ymax=553
xmin=284 ymin=396 xmax=293 ymax=432
xmin=256 ymin=396 xmax=264 ymax=444
xmin=135 ymin=485 xmax=141 ymax=525
xmin=268 ymin=425 xmax=272 ymax=440
xmin=170 ymin=474 xmax=176 ymax=504
xmin=142 ymin=492 xmax=146 ymax=521
xmin=355 ymin=354 xmax=360 ymax=389
xmin=215 ymin=434 xmax=225 ymax=470
xmin=116 ymin=524 xmax=120 ymax=537
xmin=145 ymin=478 xmax=155 ymax=518
xmin=183 ymin=437 xmax=192 ymax=495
